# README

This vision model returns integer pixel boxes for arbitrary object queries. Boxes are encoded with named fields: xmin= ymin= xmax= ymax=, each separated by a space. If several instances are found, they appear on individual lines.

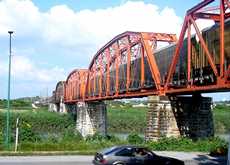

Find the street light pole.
xmin=5 ymin=31 xmax=13 ymax=150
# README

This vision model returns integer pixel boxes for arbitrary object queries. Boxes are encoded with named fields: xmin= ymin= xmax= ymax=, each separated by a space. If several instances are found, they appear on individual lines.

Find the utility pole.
xmin=5 ymin=31 xmax=13 ymax=150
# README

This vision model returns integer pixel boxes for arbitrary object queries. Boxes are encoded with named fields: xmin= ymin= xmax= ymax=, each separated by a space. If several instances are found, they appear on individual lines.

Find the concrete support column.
xmin=59 ymin=96 xmax=67 ymax=113
xmin=146 ymin=95 xmax=214 ymax=141
xmin=76 ymin=101 xmax=107 ymax=137
xmin=146 ymin=96 xmax=180 ymax=141
xmin=48 ymin=103 xmax=58 ymax=112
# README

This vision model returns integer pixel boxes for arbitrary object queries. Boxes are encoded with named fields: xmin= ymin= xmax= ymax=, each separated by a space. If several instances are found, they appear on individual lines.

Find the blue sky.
xmin=0 ymin=0 xmax=229 ymax=101
xmin=32 ymin=0 xmax=200 ymax=17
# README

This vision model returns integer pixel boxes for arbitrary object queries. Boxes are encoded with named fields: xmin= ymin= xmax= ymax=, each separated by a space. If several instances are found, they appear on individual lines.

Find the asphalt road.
xmin=0 ymin=155 xmax=93 ymax=165
xmin=0 ymin=153 xmax=227 ymax=165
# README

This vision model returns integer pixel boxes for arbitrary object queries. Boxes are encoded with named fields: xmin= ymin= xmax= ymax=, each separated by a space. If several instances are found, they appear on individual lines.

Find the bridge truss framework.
xmin=52 ymin=0 xmax=230 ymax=103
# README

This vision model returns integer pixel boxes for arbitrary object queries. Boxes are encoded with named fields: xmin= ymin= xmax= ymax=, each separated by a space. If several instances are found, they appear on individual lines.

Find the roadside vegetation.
xmin=0 ymin=100 xmax=229 ymax=155
xmin=213 ymin=104 xmax=230 ymax=134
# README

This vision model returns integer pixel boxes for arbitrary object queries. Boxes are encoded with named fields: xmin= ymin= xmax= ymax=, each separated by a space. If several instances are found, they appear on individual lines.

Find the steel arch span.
xmin=52 ymin=0 xmax=230 ymax=103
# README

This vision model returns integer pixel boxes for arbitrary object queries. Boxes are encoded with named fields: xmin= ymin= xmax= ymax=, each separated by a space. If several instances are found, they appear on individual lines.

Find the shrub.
xmin=146 ymin=136 xmax=228 ymax=153
xmin=209 ymin=137 xmax=228 ymax=156
xmin=0 ymin=131 xmax=3 ymax=142
xmin=19 ymin=121 xmax=41 ymax=142
xmin=147 ymin=137 xmax=193 ymax=151
xmin=0 ymin=131 xmax=3 ymax=149
xmin=107 ymin=107 xmax=147 ymax=133
xmin=127 ymin=133 xmax=144 ymax=144
xmin=106 ymin=134 xmax=121 ymax=143
xmin=0 ymin=99 xmax=31 ymax=109
xmin=62 ymin=129 xmax=83 ymax=142
xmin=85 ymin=133 xmax=121 ymax=144
xmin=210 ymin=146 xmax=228 ymax=156
xmin=85 ymin=133 xmax=107 ymax=142
xmin=0 ymin=109 xmax=76 ymax=144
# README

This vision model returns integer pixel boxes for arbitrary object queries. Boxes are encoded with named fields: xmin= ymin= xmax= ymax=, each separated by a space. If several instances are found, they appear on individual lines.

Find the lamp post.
xmin=5 ymin=31 xmax=13 ymax=150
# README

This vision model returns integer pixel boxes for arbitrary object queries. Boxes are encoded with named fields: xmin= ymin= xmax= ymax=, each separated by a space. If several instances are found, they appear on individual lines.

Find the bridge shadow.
xmin=169 ymin=95 xmax=214 ymax=139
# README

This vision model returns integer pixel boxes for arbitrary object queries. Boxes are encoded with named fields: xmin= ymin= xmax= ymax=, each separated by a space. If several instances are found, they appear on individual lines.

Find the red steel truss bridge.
xmin=53 ymin=0 xmax=230 ymax=104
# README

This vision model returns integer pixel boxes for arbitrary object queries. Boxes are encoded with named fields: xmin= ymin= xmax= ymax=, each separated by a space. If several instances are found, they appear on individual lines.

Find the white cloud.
xmin=0 ymin=0 xmax=183 ymax=92
xmin=0 ymin=1 xmax=217 ymax=50
xmin=0 ymin=0 xmax=221 ymax=98
xmin=42 ymin=2 xmax=183 ymax=48
xmin=0 ymin=0 xmax=183 ymax=47
xmin=0 ymin=0 xmax=42 ymax=36
xmin=11 ymin=55 xmax=66 ymax=82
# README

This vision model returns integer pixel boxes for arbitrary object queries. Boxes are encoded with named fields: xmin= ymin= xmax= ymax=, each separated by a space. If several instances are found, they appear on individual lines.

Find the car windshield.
xmin=100 ymin=146 xmax=118 ymax=155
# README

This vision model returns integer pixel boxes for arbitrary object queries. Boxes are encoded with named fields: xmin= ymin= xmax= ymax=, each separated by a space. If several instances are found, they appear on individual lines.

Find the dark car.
xmin=93 ymin=146 xmax=184 ymax=165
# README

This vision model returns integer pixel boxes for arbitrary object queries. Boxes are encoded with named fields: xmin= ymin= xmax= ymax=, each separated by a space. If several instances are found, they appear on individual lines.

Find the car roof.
xmin=100 ymin=145 xmax=149 ymax=154
xmin=118 ymin=145 xmax=148 ymax=149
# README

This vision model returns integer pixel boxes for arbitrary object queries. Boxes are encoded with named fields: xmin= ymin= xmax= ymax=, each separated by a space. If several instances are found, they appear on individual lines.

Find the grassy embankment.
xmin=213 ymin=104 xmax=230 ymax=134
xmin=108 ymin=103 xmax=230 ymax=134
xmin=0 ymin=99 xmax=229 ymax=154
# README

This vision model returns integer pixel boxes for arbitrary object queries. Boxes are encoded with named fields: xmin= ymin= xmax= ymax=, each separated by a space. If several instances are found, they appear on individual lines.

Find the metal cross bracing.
xmin=52 ymin=0 xmax=230 ymax=104
xmin=165 ymin=0 xmax=230 ymax=94
xmin=64 ymin=69 xmax=88 ymax=103
xmin=52 ymin=81 xmax=65 ymax=104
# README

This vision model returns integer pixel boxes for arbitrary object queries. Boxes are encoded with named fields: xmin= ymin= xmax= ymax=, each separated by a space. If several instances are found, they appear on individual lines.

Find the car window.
xmin=101 ymin=146 xmax=118 ymax=155
xmin=116 ymin=148 xmax=135 ymax=157
xmin=136 ymin=148 xmax=156 ymax=157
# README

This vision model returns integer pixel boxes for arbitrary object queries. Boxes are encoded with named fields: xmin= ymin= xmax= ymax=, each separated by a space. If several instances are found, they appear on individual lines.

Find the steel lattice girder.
xmin=60 ymin=0 xmax=230 ymax=103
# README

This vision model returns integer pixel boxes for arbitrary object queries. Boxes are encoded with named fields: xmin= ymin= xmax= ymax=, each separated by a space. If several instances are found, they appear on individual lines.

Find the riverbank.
xmin=107 ymin=104 xmax=230 ymax=134
xmin=0 ymin=104 xmax=229 ymax=154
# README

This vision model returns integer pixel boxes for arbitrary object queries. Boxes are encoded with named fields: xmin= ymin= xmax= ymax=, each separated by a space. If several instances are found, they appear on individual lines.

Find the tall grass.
xmin=107 ymin=106 xmax=147 ymax=133
xmin=108 ymin=104 xmax=230 ymax=134
xmin=0 ymin=104 xmax=229 ymax=154
xmin=213 ymin=105 xmax=230 ymax=134
xmin=0 ymin=108 xmax=75 ymax=145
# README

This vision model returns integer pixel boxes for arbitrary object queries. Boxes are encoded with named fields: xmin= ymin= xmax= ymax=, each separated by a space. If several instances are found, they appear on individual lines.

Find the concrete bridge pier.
xmin=75 ymin=101 xmax=107 ymax=137
xmin=48 ymin=103 xmax=58 ymax=112
xmin=59 ymin=96 xmax=67 ymax=113
xmin=48 ymin=96 xmax=67 ymax=113
xmin=146 ymin=95 xmax=214 ymax=141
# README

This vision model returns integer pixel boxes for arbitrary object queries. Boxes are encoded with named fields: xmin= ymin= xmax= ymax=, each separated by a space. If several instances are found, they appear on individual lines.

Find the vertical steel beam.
xmin=64 ymin=83 xmax=66 ymax=101
xmin=93 ymin=63 xmax=96 ymax=97
xmin=141 ymin=44 xmax=145 ymax=87
xmin=82 ymin=72 xmax=88 ymax=100
xmin=87 ymin=73 xmax=91 ymax=98
xmin=187 ymin=22 xmax=191 ymax=84
xmin=106 ymin=49 xmax=110 ymax=96
xmin=74 ymin=77 xmax=76 ymax=100
xmin=126 ymin=45 xmax=131 ymax=91
xmin=190 ymin=16 xmax=218 ymax=76
xmin=115 ymin=43 xmax=119 ymax=95
xmin=99 ymin=55 xmax=103 ymax=97
xmin=220 ymin=0 xmax=225 ymax=78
